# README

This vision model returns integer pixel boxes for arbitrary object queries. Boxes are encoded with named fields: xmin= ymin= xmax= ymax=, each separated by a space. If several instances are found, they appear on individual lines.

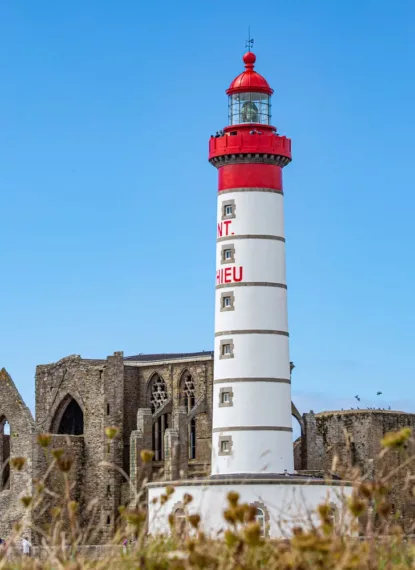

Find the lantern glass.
xmin=228 ymin=93 xmax=271 ymax=125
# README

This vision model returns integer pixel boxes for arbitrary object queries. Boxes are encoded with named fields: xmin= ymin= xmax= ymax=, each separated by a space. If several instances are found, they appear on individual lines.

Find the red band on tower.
xmin=218 ymin=163 xmax=282 ymax=191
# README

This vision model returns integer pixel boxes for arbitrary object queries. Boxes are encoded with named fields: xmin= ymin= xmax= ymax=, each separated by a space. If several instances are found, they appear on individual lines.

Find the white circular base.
xmin=147 ymin=476 xmax=353 ymax=538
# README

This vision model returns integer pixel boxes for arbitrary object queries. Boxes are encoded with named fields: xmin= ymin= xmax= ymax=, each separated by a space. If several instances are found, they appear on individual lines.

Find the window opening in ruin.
xmin=181 ymin=372 xmax=197 ymax=460
xmin=255 ymin=508 xmax=266 ymax=537
xmin=189 ymin=418 xmax=196 ymax=460
xmin=106 ymin=403 xmax=110 ymax=416
xmin=107 ymin=485 xmax=111 ymax=497
xmin=107 ymin=515 xmax=111 ymax=525
xmin=150 ymin=374 xmax=169 ymax=461
xmin=0 ymin=418 xmax=10 ymax=491
xmin=57 ymin=398 xmax=84 ymax=435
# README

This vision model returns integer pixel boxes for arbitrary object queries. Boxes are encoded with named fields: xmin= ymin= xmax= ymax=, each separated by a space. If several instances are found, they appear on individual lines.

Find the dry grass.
xmin=1 ymin=427 xmax=415 ymax=569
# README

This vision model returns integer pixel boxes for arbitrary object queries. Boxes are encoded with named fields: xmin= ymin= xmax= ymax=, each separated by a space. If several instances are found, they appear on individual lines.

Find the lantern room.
xmin=226 ymin=52 xmax=273 ymax=126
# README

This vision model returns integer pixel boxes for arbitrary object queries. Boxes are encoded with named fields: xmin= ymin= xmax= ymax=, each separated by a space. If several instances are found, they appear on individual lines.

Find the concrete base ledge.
xmin=147 ymin=475 xmax=352 ymax=488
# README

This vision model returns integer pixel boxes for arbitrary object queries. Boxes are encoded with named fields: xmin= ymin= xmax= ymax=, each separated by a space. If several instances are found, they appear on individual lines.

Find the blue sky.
xmin=1 ymin=0 xmax=414 ymax=417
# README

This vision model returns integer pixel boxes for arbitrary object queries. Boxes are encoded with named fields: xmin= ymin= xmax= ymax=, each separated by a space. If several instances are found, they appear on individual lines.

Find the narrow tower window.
xmin=220 ymin=291 xmax=235 ymax=312
xmin=221 ymin=244 xmax=235 ymax=264
xmin=218 ymin=435 xmax=233 ymax=456
xmin=219 ymin=387 xmax=233 ymax=407
xmin=222 ymin=200 xmax=236 ymax=220
xmin=219 ymin=340 xmax=234 ymax=359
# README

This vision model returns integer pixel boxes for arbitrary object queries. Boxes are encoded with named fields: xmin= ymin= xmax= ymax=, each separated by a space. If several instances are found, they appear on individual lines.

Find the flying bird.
xmin=355 ymin=395 xmax=360 ymax=402
xmin=377 ymin=391 xmax=382 ymax=396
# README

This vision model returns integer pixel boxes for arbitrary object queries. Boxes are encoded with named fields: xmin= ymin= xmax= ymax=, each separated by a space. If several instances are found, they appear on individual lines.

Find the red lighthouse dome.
xmin=226 ymin=52 xmax=273 ymax=96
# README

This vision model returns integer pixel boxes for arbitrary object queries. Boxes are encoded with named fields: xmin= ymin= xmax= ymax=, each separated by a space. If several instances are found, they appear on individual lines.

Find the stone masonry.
xmin=296 ymin=410 xmax=415 ymax=533
xmin=2 ymin=354 xmax=415 ymax=541
xmin=0 ymin=368 xmax=34 ymax=539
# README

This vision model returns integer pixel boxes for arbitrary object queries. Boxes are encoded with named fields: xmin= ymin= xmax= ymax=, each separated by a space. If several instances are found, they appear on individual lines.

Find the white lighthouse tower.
xmin=147 ymin=50 xmax=351 ymax=537
xmin=210 ymin=50 xmax=293 ymax=478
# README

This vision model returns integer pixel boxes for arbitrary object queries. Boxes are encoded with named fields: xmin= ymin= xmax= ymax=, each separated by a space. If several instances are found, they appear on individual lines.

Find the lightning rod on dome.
xmin=245 ymin=26 xmax=254 ymax=51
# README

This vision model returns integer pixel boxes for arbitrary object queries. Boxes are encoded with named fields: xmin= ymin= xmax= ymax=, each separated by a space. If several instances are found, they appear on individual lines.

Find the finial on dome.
xmin=243 ymin=51 xmax=256 ymax=69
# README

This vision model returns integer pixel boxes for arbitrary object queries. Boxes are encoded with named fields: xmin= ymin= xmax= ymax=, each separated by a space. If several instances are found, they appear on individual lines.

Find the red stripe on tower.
xmin=218 ymin=163 xmax=283 ymax=191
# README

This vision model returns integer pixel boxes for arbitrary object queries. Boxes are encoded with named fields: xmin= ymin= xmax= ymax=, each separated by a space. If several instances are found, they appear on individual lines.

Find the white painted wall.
xmin=215 ymin=287 xmax=288 ymax=332
xmin=213 ymin=187 xmax=292 ymax=476
xmin=213 ymin=382 xmax=292 ymax=427
xmin=148 ymin=482 xmax=353 ymax=538
xmin=216 ymin=239 xmax=287 ymax=284
xmin=214 ymin=334 xmax=291 ymax=380
xmin=212 ymin=430 xmax=294 ymax=474
xmin=217 ymin=191 xmax=285 ymax=237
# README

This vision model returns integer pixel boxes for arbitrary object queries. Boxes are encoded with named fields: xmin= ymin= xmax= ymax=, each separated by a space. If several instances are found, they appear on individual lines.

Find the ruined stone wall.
xmin=300 ymin=410 xmax=415 ymax=532
xmin=0 ymin=368 xmax=34 ymax=539
xmin=129 ymin=357 xmax=213 ymax=492
xmin=123 ymin=366 xmax=140 ymax=475
xmin=33 ymin=353 xmax=125 ymax=544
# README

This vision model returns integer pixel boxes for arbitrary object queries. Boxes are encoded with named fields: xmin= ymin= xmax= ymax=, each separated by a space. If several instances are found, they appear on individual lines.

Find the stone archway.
xmin=0 ymin=416 xmax=10 ymax=491
xmin=51 ymin=394 xmax=84 ymax=435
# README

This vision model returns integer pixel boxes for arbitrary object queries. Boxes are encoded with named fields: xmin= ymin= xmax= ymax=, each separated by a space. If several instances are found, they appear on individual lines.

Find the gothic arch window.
xmin=180 ymin=371 xmax=196 ymax=460
xmin=149 ymin=374 xmax=168 ymax=413
xmin=149 ymin=374 xmax=169 ymax=461
xmin=51 ymin=395 xmax=84 ymax=435
xmin=0 ymin=417 xmax=10 ymax=491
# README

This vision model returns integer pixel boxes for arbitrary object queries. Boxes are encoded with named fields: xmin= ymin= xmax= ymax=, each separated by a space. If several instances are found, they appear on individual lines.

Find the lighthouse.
xmin=147 ymin=50 xmax=351 ymax=538
xmin=209 ymin=51 xmax=293 ymax=476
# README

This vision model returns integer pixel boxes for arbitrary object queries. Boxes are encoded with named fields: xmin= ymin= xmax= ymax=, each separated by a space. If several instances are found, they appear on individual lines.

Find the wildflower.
xmin=183 ymin=493 xmax=193 ymax=505
xmin=37 ymin=433 xmax=52 ymax=448
xmin=51 ymin=448 xmax=64 ymax=460
xmin=123 ymin=509 xmax=146 ymax=526
xmin=377 ymin=500 xmax=392 ymax=518
xmin=188 ymin=514 xmax=200 ymax=529
xmin=68 ymin=500 xmax=79 ymax=513
xmin=160 ymin=494 xmax=168 ymax=505
xmin=140 ymin=449 xmax=154 ymax=463
xmin=10 ymin=457 xmax=26 ymax=471
xmin=20 ymin=496 xmax=32 ymax=508
xmin=244 ymin=505 xmax=257 ymax=523
xmin=348 ymin=494 xmax=367 ymax=518
xmin=224 ymin=530 xmax=239 ymax=548
xmin=234 ymin=505 xmax=246 ymax=523
xmin=227 ymin=491 xmax=239 ymax=507
xmin=223 ymin=509 xmax=237 ymax=525
xmin=165 ymin=485 xmax=175 ymax=496
xmin=104 ymin=426 xmax=119 ymax=439
xmin=381 ymin=427 xmax=412 ymax=449
xmin=50 ymin=507 xmax=61 ymax=518
xmin=57 ymin=454 xmax=73 ymax=472
xmin=358 ymin=482 xmax=373 ymax=499
xmin=243 ymin=522 xmax=262 ymax=546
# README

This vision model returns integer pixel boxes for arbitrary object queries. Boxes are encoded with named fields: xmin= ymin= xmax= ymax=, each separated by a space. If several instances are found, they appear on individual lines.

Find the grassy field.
xmin=1 ymin=427 xmax=415 ymax=569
